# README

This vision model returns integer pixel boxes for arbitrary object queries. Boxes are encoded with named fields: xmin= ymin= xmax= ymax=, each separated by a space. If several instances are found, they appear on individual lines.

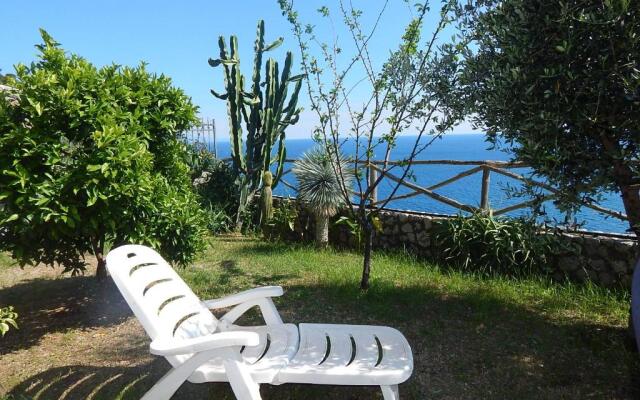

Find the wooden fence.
xmin=278 ymin=159 xmax=629 ymax=222
xmin=183 ymin=117 xmax=217 ymax=156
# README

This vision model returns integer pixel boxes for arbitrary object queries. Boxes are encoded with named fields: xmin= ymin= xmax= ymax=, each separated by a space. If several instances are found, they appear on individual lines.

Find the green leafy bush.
xmin=0 ymin=30 xmax=206 ymax=276
xmin=201 ymin=204 xmax=233 ymax=234
xmin=264 ymin=198 xmax=299 ymax=241
xmin=0 ymin=306 xmax=18 ymax=336
xmin=190 ymin=154 xmax=237 ymax=215
xmin=434 ymin=213 xmax=564 ymax=276
xmin=188 ymin=145 xmax=237 ymax=234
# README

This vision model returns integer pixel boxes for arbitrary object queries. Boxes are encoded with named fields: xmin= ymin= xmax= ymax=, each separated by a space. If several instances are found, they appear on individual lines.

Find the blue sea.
xmin=215 ymin=134 xmax=630 ymax=235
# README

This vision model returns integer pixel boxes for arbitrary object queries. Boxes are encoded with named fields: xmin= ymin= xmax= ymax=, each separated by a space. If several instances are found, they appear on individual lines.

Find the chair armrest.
xmin=202 ymin=286 xmax=284 ymax=309
xmin=150 ymin=331 xmax=260 ymax=356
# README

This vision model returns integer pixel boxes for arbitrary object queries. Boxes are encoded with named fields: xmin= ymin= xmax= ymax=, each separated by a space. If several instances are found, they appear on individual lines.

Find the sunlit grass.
xmin=185 ymin=236 xmax=629 ymax=328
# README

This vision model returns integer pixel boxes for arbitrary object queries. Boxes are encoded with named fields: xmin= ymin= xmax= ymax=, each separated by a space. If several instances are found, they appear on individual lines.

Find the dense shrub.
xmin=263 ymin=198 xmax=300 ymax=241
xmin=434 ymin=212 xmax=565 ymax=276
xmin=188 ymin=144 xmax=237 ymax=233
xmin=0 ymin=30 xmax=207 ymax=276
xmin=189 ymin=149 xmax=237 ymax=213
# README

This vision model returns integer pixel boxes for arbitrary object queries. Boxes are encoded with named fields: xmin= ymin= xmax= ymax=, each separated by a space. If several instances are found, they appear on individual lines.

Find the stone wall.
xmin=277 ymin=197 xmax=639 ymax=288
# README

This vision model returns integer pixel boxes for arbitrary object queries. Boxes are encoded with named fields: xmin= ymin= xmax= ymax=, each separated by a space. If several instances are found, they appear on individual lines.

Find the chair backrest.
xmin=106 ymin=245 xmax=218 ymax=343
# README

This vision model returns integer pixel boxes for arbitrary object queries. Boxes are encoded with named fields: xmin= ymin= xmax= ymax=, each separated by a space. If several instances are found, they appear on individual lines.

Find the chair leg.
xmin=141 ymin=351 xmax=217 ymax=400
xmin=381 ymin=385 xmax=399 ymax=400
xmin=224 ymin=359 xmax=262 ymax=400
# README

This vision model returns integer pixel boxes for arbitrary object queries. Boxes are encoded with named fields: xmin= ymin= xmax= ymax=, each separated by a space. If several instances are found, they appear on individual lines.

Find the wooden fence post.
xmin=480 ymin=166 xmax=491 ymax=213
xmin=368 ymin=164 xmax=378 ymax=205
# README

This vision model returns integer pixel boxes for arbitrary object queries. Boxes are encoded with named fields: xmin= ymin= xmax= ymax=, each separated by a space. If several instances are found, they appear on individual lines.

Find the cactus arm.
xmin=261 ymin=171 xmax=274 ymax=226
xmin=283 ymin=78 xmax=302 ymax=120
xmin=275 ymin=52 xmax=293 ymax=115
xmin=272 ymin=138 xmax=286 ymax=189
xmin=245 ymin=20 xmax=265 ymax=182
xmin=210 ymin=89 xmax=228 ymax=100
xmin=252 ymin=21 xmax=265 ymax=97
xmin=264 ymin=37 xmax=284 ymax=51
xmin=263 ymin=108 xmax=274 ymax=172
xmin=226 ymin=35 xmax=246 ymax=174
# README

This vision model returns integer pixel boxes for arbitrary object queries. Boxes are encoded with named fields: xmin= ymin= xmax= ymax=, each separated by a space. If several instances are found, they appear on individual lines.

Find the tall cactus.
xmin=209 ymin=20 xmax=303 ymax=229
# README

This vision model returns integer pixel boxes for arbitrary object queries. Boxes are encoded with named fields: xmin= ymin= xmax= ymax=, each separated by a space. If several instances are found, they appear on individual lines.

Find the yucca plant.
xmin=293 ymin=147 xmax=353 ymax=246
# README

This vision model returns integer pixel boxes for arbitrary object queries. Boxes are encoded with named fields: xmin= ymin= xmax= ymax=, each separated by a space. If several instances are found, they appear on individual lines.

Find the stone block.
xmin=557 ymin=257 xmax=579 ymax=272
xmin=598 ymin=272 xmax=614 ymax=287
xmin=611 ymin=260 xmax=629 ymax=274
xmin=573 ymin=269 xmax=588 ymax=281
xmin=401 ymin=223 xmax=413 ymax=233
xmin=589 ymin=259 xmax=606 ymax=271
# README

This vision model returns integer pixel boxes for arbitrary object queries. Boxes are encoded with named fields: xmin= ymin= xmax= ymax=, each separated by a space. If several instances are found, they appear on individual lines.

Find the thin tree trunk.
xmin=360 ymin=222 xmax=374 ymax=290
xmin=96 ymin=254 xmax=107 ymax=279
xmin=620 ymin=184 xmax=640 ymax=238
xmin=315 ymin=215 xmax=329 ymax=247
xmin=91 ymin=237 xmax=107 ymax=279
xmin=599 ymin=135 xmax=640 ymax=238
xmin=630 ymin=255 xmax=640 ymax=352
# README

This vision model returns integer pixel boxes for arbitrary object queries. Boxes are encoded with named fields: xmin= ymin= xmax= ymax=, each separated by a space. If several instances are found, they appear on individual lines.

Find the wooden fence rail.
xmin=277 ymin=159 xmax=628 ymax=222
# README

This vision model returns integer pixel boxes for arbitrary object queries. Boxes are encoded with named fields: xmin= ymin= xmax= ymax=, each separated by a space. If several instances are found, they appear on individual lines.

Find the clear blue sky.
xmin=0 ymin=0 xmax=475 ymax=139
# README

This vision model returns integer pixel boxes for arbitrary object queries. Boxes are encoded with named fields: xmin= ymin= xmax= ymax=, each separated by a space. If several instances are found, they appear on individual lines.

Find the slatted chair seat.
xmin=278 ymin=324 xmax=412 ymax=386
xmin=106 ymin=244 xmax=414 ymax=400
xmin=188 ymin=324 xmax=300 ymax=384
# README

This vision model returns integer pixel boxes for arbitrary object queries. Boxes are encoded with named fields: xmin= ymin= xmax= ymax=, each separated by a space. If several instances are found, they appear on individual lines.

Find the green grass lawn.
xmin=1 ymin=235 xmax=638 ymax=399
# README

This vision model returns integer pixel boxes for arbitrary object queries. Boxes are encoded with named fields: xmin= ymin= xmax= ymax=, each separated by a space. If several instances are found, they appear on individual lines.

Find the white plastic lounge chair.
xmin=106 ymin=244 xmax=413 ymax=400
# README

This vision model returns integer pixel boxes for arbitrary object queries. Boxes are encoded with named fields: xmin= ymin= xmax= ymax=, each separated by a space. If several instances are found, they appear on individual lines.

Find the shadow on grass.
xmin=5 ymin=362 xmax=216 ymax=400
xmin=0 ymin=275 xmax=131 ymax=356
xmin=3 ymin=249 xmax=640 ymax=399
xmin=5 ymin=364 xmax=382 ymax=400
xmin=6 ymin=275 xmax=639 ymax=399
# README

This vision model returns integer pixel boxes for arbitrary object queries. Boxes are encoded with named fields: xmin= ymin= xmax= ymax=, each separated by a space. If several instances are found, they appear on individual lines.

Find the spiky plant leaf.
xmin=293 ymin=147 xmax=353 ymax=218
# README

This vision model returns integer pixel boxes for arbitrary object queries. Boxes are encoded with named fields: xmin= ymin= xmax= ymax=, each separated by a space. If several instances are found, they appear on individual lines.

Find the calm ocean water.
xmin=215 ymin=134 xmax=630 ymax=234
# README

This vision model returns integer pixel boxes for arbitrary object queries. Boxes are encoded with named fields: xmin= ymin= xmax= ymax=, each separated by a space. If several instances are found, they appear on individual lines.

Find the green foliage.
xmin=0 ymin=30 xmax=207 ymax=273
xmin=201 ymin=204 xmax=233 ymax=235
xmin=264 ymin=198 xmax=299 ymax=240
xmin=334 ymin=215 xmax=363 ymax=248
xmin=434 ymin=213 xmax=565 ymax=276
xmin=188 ymin=146 xmax=238 ymax=215
xmin=0 ymin=69 xmax=16 ymax=85
xmin=0 ymin=306 xmax=18 ymax=336
xmin=188 ymin=145 xmax=236 ymax=234
xmin=334 ymin=214 xmax=383 ymax=250
xmin=210 ymin=20 xmax=303 ymax=227
xmin=461 ymin=0 xmax=640 ymax=236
